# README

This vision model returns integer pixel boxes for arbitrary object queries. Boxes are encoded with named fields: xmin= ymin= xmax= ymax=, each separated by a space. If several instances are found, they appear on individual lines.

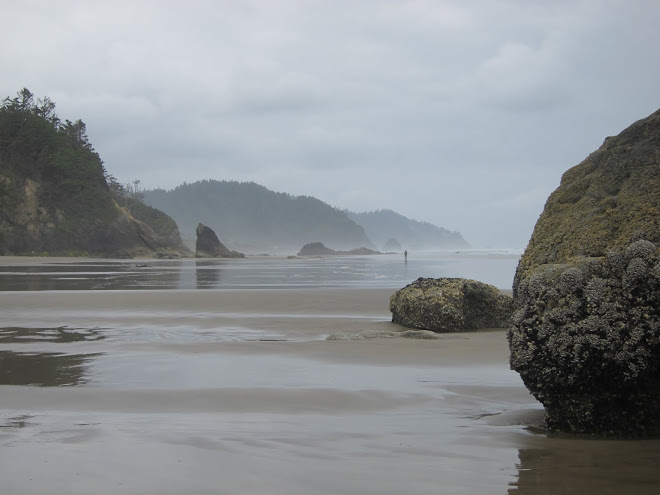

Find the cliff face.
xmin=0 ymin=89 xmax=188 ymax=257
xmin=123 ymin=199 xmax=191 ymax=256
xmin=0 ymin=175 xmax=188 ymax=257
xmin=509 ymin=108 xmax=660 ymax=437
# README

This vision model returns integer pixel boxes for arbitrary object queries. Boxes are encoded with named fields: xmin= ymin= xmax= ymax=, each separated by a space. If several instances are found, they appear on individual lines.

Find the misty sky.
xmin=2 ymin=1 xmax=659 ymax=248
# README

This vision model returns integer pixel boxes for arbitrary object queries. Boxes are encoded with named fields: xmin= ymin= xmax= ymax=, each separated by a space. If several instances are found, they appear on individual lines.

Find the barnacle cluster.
xmin=508 ymin=240 xmax=660 ymax=436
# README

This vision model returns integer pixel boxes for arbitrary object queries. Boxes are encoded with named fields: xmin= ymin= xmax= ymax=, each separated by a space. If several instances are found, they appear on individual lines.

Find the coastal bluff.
xmin=0 ymin=89 xmax=188 ymax=258
xmin=508 ymin=108 xmax=660 ymax=437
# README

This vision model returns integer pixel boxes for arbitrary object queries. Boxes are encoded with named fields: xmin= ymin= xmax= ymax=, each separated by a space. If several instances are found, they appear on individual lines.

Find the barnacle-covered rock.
xmin=389 ymin=277 xmax=512 ymax=332
xmin=509 ymin=108 xmax=660 ymax=437
xmin=509 ymin=246 xmax=660 ymax=436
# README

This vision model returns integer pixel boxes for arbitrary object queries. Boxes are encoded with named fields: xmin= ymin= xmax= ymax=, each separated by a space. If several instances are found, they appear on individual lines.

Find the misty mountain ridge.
xmin=346 ymin=209 xmax=469 ymax=251
xmin=143 ymin=180 xmax=372 ymax=253
xmin=143 ymin=179 xmax=469 ymax=254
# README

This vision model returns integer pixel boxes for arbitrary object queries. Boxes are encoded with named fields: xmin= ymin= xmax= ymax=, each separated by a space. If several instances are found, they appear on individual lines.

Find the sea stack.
xmin=195 ymin=223 xmax=245 ymax=258
xmin=508 ymin=108 xmax=660 ymax=437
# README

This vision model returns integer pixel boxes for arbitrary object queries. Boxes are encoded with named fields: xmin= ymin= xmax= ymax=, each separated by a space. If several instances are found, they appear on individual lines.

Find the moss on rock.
xmin=515 ymin=108 xmax=660 ymax=287
xmin=509 ymin=108 xmax=660 ymax=437
xmin=389 ymin=277 xmax=512 ymax=332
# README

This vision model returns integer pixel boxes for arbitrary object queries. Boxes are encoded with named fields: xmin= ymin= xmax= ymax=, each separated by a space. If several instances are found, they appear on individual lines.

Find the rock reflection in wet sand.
xmin=0 ymin=326 xmax=104 ymax=344
xmin=508 ymin=437 xmax=660 ymax=494
xmin=0 ymin=350 xmax=100 ymax=386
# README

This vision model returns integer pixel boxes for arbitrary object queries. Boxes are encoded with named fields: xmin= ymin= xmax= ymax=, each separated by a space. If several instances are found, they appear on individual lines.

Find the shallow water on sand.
xmin=1 ymin=255 xmax=660 ymax=494
xmin=0 ymin=251 xmax=519 ymax=291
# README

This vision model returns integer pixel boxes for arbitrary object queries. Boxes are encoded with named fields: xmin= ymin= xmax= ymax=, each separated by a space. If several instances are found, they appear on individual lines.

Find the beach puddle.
xmin=0 ymin=326 xmax=105 ymax=344
xmin=0 ymin=414 xmax=33 ymax=429
xmin=0 ymin=261 xmax=186 ymax=290
xmin=0 ymin=350 xmax=101 ymax=386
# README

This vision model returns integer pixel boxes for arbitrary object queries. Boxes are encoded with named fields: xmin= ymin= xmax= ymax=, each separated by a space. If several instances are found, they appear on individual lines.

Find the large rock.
xmin=389 ymin=277 xmax=512 ymax=332
xmin=298 ymin=242 xmax=336 ymax=256
xmin=195 ymin=223 xmax=244 ymax=258
xmin=509 ymin=108 xmax=660 ymax=437
xmin=297 ymin=242 xmax=382 ymax=256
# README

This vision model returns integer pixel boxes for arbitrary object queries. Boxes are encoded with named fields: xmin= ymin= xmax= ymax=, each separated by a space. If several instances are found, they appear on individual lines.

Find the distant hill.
xmin=0 ymin=88 xmax=188 ymax=257
xmin=297 ymin=242 xmax=382 ymax=256
xmin=346 ymin=209 xmax=469 ymax=251
xmin=143 ymin=180 xmax=373 ymax=253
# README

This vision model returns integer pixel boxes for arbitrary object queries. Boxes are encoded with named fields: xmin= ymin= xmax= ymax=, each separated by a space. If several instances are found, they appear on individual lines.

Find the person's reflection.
xmin=195 ymin=261 xmax=223 ymax=289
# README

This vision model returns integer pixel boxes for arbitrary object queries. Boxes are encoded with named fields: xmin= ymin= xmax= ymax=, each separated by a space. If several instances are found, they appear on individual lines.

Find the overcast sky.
xmin=2 ymin=0 xmax=659 ymax=248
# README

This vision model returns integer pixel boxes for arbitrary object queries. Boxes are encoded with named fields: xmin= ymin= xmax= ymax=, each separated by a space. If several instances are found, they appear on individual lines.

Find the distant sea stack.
xmin=195 ymin=223 xmax=245 ymax=258
xmin=297 ymin=242 xmax=381 ymax=256
xmin=508 ymin=108 xmax=660 ymax=437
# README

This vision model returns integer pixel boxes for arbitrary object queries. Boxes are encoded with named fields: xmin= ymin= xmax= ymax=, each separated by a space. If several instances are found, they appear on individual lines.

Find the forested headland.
xmin=0 ymin=89 xmax=188 ymax=257
xmin=347 ymin=209 xmax=469 ymax=251
xmin=143 ymin=180 xmax=373 ymax=253
xmin=0 ymin=88 xmax=469 ymax=257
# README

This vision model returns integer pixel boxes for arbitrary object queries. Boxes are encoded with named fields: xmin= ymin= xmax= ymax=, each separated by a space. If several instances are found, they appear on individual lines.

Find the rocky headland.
xmin=0 ymin=89 xmax=189 ymax=258
xmin=508 ymin=108 xmax=660 ymax=437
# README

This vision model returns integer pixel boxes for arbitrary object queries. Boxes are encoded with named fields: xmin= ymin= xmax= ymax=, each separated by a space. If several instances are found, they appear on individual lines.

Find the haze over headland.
xmin=143 ymin=180 xmax=469 ymax=253
xmin=3 ymin=1 xmax=659 ymax=248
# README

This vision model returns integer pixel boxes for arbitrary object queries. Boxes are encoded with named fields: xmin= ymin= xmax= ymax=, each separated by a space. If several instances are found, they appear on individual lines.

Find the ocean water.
xmin=0 ymin=250 xmax=520 ymax=291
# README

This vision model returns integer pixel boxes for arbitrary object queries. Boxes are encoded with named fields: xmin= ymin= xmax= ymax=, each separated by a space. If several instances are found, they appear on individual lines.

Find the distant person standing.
xmin=404 ymin=250 xmax=408 ymax=261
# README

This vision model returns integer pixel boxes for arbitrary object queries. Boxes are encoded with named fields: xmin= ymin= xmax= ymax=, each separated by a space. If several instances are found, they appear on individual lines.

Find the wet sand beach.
xmin=1 ymin=258 xmax=660 ymax=494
